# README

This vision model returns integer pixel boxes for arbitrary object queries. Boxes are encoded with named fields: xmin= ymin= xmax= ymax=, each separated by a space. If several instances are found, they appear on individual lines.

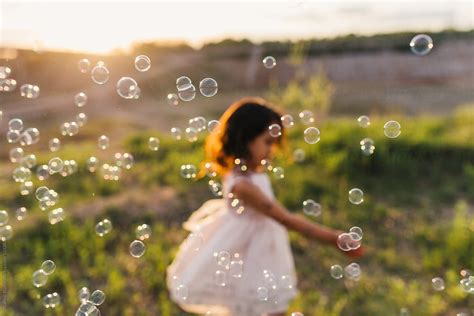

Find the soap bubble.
xmin=360 ymin=138 xmax=375 ymax=156
xmin=48 ymin=138 xmax=61 ymax=152
xmin=76 ymin=302 xmax=99 ymax=315
xmin=78 ymin=58 xmax=91 ymax=73
xmin=41 ymin=260 xmax=56 ymax=275
xmin=229 ymin=259 xmax=243 ymax=278
xmin=86 ymin=157 xmax=99 ymax=172
xmin=35 ymin=165 xmax=49 ymax=181
xmin=281 ymin=114 xmax=294 ymax=128
xmin=48 ymin=208 xmax=65 ymax=225
xmin=48 ymin=190 xmax=59 ymax=206
xmin=199 ymin=78 xmax=218 ymax=97
xmin=116 ymin=152 xmax=134 ymax=169
xmin=67 ymin=122 xmax=79 ymax=136
xmin=101 ymin=163 xmax=121 ymax=181
xmin=216 ymin=251 xmax=231 ymax=268
xmin=268 ymin=124 xmax=282 ymax=137
xmin=8 ymin=118 xmax=23 ymax=132
xmin=79 ymin=287 xmax=90 ymax=303
xmin=19 ymin=127 xmax=40 ymax=146
xmin=293 ymin=148 xmax=305 ymax=163
xmin=60 ymin=122 xmax=69 ymax=136
xmin=21 ymin=154 xmax=37 ymax=169
xmin=384 ymin=120 xmax=401 ymax=138
xmin=302 ymin=199 xmax=321 ymax=217
xmin=35 ymin=186 xmax=50 ymax=201
xmin=0 ymin=66 xmax=11 ymax=79
xmin=330 ymin=265 xmax=344 ymax=279
xmin=299 ymin=110 xmax=314 ymax=125
xmin=178 ymin=83 xmax=196 ymax=102
xmin=0 ymin=225 xmax=13 ymax=241
xmin=185 ymin=232 xmax=203 ymax=251
xmin=167 ymin=93 xmax=179 ymax=106
xmin=303 ymin=127 xmax=320 ymax=144
xmin=180 ymin=164 xmax=197 ymax=179
xmin=357 ymin=115 xmax=370 ymax=128
xmin=349 ymin=226 xmax=363 ymax=241
xmin=207 ymin=120 xmax=221 ymax=133
xmin=185 ymin=127 xmax=198 ymax=142
xmin=257 ymin=287 xmax=269 ymax=301
xmin=74 ymin=92 xmax=88 ymax=107
xmin=170 ymin=127 xmax=182 ymax=140
xmin=43 ymin=292 xmax=61 ymax=308
xmin=460 ymin=276 xmax=474 ymax=293
xmin=32 ymin=269 xmax=48 ymax=287
xmin=116 ymin=77 xmax=138 ymax=99
xmin=91 ymin=63 xmax=109 ymax=84
xmin=12 ymin=166 xmax=32 ymax=182
xmin=130 ymin=240 xmax=146 ymax=258
xmin=344 ymin=263 xmax=361 ymax=280
xmin=95 ymin=219 xmax=112 ymax=236
xmin=260 ymin=159 xmax=273 ymax=172
xmin=175 ymin=284 xmax=188 ymax=300
xmin=263 ymin=270 xmax=277 ymax=290
xmin=189 ymin=116 xmax=207 ymax=132
xmin=16 ymin=207 xmax=27 ymax=221
xmin=20 ymin=84 xmax=40 ymax=98
xmin=432 ymin=277 xmax=445 ymax=291
xmin=229 ymin=195 xmax=245 ymax=214
xmin=6 ymin=130 xmax=20 ymax=143
xmin=136 ymin=224 xmax=152 ymax=241
xmin=0 ymin=210 xmax=9 ymax=226
xmin=348 ymin=188 xmax=364 ymax=205
xmin=48 ymin=157 xmax=64 ymax=173
xmin=262 ymin=56 xmax=276 ymax=69
xmin=60 ymin=159 xmax=78 ymax=177
xmin=0 ymin=78 xmax=17 ymax=92
xmin=215 ymin=270 xmax=227 ymax=287
xmin=20 ymin=181 xmax=34 ymax=196
xmin=9 ymin=147 xmax=24 ymax=163
xmin=135 ymin=55 xmax=151 ymax=72
xmin=176 ymin=76 xmax=192 ymax=90
xmin=148 ymin=137 xmax=160 ymax=151
xmin=76 ymin=113 xmax=88 ymax=127
xmin=273 ymin=167 xmax=285 ymax=179
xmin=98 ymin=135 xmax=109 ymax=150
xmin=280 ymin=274 xmax=294 ymax=289
xmin=208 ymin=180 xmax=223 ymax=197
xmin=410 ymin=34 xmax=433 ymax=56
xmin=89 ymin=290 xmax=106 ymax=306
xmin=337 ymin=233 xmax=353 ymax=251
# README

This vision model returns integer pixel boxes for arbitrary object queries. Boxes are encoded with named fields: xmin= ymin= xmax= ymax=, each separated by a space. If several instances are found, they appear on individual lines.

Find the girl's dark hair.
xmin=204 ymin=97 xmax=284 ymax=176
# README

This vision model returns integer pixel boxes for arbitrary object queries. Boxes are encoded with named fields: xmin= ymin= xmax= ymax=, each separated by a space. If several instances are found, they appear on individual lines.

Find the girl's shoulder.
xmin=224 ymin=168 xmax=269 ymax=190
xmin=224 ymin=169 xmax=274 ymax=200
xmin=225 ymin=168 xmax=267 ymax=181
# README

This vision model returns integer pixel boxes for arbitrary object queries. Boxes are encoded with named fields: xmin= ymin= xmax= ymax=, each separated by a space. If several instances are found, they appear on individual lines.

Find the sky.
xmin=0 ymin=0 xmax=473 ymax=54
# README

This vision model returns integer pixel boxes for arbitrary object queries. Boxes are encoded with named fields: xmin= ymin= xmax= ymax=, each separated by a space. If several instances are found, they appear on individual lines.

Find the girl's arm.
xmin=232 ymin=180 xmax=364 ymax=257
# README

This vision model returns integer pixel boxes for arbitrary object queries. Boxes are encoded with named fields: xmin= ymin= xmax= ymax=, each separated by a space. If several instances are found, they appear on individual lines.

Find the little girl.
xmin=167 ymin=97 xmax=363 ymax=316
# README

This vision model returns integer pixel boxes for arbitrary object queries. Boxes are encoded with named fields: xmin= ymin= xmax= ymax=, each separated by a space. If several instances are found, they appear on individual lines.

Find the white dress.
xmin=166 ymin=171 xmax=298 ymax=315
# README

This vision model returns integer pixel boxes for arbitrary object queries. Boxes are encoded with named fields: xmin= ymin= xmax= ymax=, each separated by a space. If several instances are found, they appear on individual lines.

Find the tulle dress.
xmin=166 ymin=170 xmax=298 ymax=315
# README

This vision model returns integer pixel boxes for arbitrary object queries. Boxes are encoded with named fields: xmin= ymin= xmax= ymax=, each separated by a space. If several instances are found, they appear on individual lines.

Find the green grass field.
xmin=0 ymin=104 xmax=473 ymax=315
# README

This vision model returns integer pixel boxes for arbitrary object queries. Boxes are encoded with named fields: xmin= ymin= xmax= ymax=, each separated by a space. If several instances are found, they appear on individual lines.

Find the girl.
xmin=167 ymin=97 xmax=364 ymax=316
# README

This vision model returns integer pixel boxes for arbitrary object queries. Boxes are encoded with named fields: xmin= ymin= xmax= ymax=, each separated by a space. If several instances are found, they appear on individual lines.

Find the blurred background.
xmin=0 ymin=0 xmax=473 ymax=315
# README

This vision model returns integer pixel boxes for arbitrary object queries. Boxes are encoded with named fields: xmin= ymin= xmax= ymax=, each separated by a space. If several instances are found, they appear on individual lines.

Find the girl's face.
xmin=247 ymin=129 xmax=278 ymax=168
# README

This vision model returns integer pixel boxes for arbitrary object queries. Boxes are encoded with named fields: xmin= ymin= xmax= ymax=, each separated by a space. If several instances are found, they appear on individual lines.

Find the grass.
xmin=0 ymin=105 xmax=473 ymax=315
